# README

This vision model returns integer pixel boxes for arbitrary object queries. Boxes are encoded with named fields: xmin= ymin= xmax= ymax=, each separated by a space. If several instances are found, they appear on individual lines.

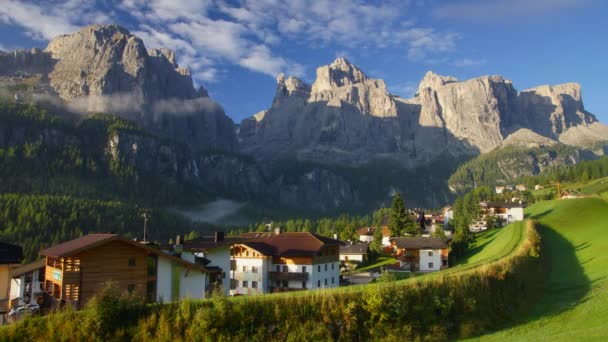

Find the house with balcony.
xmin=230 ymin=232 xmax=341 ymax=295
xmin=479 ymin=202 xmax=525 ymax=226
xmin=390 ymin=237 xmax=448 ymax=272
xmin=39 ymin=234 xmax=210 ymax=308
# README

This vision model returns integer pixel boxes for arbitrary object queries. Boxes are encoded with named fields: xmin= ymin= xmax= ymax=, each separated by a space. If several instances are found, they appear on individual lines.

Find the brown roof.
xmin=10 ymin=259 xmax=45 ymax=278
xmin=356 ymin=226 xmax=391 ymax=238
xmin=182 ymin=236 xmax=244 ymax=251
xmin=240 ymin=232 xmax=341 ymax=257
xmin=40 ymin=234 xmax=207 ymax=272
xmin=391 ymin=237 xmax=447 ymax=250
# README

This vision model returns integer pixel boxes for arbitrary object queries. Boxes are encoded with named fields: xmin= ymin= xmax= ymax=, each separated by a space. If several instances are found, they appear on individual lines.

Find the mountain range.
xmin=1 ymin=25 xmax=606 ymax=211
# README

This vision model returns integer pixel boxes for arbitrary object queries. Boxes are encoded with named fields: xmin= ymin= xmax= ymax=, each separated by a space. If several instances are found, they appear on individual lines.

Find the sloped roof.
xmin=391 ymin=237 xmax=447 ymax=250
xmin=239 ymin=232 xmax=341 ymax=257
xmin=356 ymin=226 xmax=391 ymax=238
xmin=10 ymin=259 xmax=45 ymax=278
xmin=182 ymin=236 xmax=244 ymax=251
xmin=39 ymin=234 xmax=207 ymax=272
xmin=0 ymin=242 xmax=23 ymax=264
xmin=339 ymin=243 xmax=370 ymax=255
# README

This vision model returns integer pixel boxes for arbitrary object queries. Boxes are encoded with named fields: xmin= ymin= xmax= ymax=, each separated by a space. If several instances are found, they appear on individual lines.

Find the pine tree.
xmin=388 ymin=193 xmax=407 ymax=237
xmin=370 ymin=227 xmax=384 ymax=254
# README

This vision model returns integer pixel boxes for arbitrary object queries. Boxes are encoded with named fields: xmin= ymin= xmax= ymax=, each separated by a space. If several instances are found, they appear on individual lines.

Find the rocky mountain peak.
xmin=416 ymin=71 xmax=458 ymax=95
xmin=311 ymin=57 xmax=367 ymax=93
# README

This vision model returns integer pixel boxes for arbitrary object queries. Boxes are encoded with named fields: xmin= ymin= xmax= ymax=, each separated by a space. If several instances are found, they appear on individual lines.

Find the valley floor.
xmin=472 ymin=197 xmax=608 ymax=341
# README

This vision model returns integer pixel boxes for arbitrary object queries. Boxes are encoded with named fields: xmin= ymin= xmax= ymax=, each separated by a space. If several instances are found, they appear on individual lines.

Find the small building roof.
xmin=0 ymin=242 xmax=23 ymax=264
xmin=10 ymin=259 xmax=45 ymax=278
xmin=356 ymin=226 xmax=391 ymax=238
xmin=238 ymin=232 xmax=342 ymax=257
xmin=181 ymin=236 xmax=244 ymax=252
xmin=40 ymin=234 xmax=208 ymax=272
xmin=391 ymin=237 xmax=447 ymax=250
xmin=339 ymin=243 xmax=370 ymax=255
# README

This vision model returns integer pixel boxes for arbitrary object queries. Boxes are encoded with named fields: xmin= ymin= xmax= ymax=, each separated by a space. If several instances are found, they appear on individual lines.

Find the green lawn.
xmin=350 ymin=256 xmax=398 ymax=273
xmin=455 ymin=223 xmax=525 ymax=267
xmin=472 ymin=197 xmax=608 ymax=341
xmin=532 ymin=176 xmax=608 ymax=198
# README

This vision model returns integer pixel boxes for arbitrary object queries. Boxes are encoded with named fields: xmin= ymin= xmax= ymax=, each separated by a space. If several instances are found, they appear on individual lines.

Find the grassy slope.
xmin=532 ymin=176 xmax=608 ymax=198
xmin=456 ymin=223 xmax=525 ymax=267
xmin=474 ymin=197 xmax=608 ymax=341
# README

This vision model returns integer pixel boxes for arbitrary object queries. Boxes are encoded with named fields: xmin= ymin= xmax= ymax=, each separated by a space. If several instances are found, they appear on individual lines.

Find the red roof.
xmin=239 ymin=232 xmax=341 ymax=257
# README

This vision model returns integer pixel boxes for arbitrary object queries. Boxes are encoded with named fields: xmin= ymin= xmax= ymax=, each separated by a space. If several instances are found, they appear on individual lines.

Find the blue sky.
xmin=0 ymin=0 xmax=606 ymax=124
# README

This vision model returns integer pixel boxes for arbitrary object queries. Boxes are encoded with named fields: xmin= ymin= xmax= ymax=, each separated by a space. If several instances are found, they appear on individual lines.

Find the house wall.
xmin=179 ymin=268 xmax=206 ymax=299
xmin=156 ymin=257 xmax=173 ymax=302
xmin=10 ymin=269 xmax=45 ymax=306
xmin=0 ymin=265 xmax=10 ymax=301
xmin=507 ymin=207 xmax=525 ymax=223
xmin=75 ymin=240 xmax=148 ymax=305
xmin=309 ymin=262 xmax=339 ymax=289
xmin=231 ymin=257 xmax=267 ymax=295
xmin=9 ymin=277 xmax=20 ymax=303
xmin=359 ymin=235 xmax=373 ymax=243
xmin=204 ymin=246 xmax=231 ymax=295
xmin=339 ymin=254 xmax=365 ymax=262
xmin=419 ymin=249 xmax=442 ymax=272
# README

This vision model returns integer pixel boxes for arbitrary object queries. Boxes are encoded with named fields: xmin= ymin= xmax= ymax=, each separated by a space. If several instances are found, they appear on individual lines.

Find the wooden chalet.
xmin=390 ymin=237 xmax=448 ymax=272
xmin=39 ymin=234 xmax=209 ymax=307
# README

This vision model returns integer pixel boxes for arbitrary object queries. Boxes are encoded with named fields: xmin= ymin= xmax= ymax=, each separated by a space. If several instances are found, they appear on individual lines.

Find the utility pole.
xmin=142 ymin=212 xmax=148 ymax=243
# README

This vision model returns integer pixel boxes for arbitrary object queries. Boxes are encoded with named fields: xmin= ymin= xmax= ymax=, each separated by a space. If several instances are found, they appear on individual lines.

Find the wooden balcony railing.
xmin=269 ymin=271 xmax=308 ymax=281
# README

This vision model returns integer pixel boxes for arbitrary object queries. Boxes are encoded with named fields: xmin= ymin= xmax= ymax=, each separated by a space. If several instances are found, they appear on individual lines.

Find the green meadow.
xmin=475 ymin=197 xmax=608 ymax=341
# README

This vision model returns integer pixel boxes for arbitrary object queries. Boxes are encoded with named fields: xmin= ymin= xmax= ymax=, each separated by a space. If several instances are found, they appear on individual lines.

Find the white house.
xmin=339 ymin=243 xmax=370 ymax=263
xmin=390 ymin=237 xmax=448 ymax=272
xmin=356 ymin=226 xmax=391 ymax=246
xmin=480 ymin=202 xmax=525 ymax=226
xmin=495 ymin=186 xmax=505 ymax=194
xmin=230 ymin=232 xmax=341 ymax=295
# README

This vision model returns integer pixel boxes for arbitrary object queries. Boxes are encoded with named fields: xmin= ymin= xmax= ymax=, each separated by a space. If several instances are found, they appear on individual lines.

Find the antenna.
xmin=142 ymin=212 xmax=148 ymax=243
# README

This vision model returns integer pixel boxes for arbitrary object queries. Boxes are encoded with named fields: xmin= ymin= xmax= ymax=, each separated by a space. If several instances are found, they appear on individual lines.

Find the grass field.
xmin=455 ymin=223 xmax=525 ymax=267
xmin=473 ymin=197 xmax=608 ymax=341
xmin=532 ymin=176 xmax=608 ymax=198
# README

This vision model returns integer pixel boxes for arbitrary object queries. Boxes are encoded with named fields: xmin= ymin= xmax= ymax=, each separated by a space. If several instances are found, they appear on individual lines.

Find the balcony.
xmin=269 ymin=271 xmax=308 ymax=281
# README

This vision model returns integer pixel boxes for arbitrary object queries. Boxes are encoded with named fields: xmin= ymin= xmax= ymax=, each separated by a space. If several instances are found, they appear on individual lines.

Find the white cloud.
xmin=0 ymin=0 xmax=110 ymax=40
xmin=451 ymin=58 xmax=487 ymax=67
xmin=433 ymin=0 xmax=592 ymax=22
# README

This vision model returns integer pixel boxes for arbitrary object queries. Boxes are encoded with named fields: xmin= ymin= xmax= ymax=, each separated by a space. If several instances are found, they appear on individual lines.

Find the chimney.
xmin=214 ymin=231 xmax=224 ymax=242
xmin=274 ymin=227 xmax=281 ymax=235
xmin=174 ymin=235 xmax=183 ymax=254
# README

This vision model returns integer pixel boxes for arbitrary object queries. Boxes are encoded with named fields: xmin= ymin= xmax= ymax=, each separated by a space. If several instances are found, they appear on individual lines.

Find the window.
xmin=128 ymin=257 xmax=136 ymax=267
xmin=283 ymin=265 xmax=288 ymax=272
xmin=230 ymin=279 xmax=237 ymax=290
xmin=428 ymin=262 xmax=434 ymax=269
xmin=282 ymin=280 xmax=288 ymax=288
xmin=324 ymin=264 xmax=327 ymax=271
xmin=332 ymin=277 xmax=335 ymax=284
xmin=252 ymin=281 xmax=258 ymax=289
xmin=302 ymin=266 xmax=307 ymax=272
xmin=242 ymin=265 xmax=248 ymax=272
xmin=246 ymin=251 xmax=249 ymax=256
xmin=324 ymin=278 xmax=328 ymax=286
xmin=128 ymin=284 xmax=135 ymax=294
xmin=276 ymin=265 xmax=280 ymax=272
xmin=317 ymin=280 xmax=321 ymax=288
xmin=428 ymin=251 xmax=433 ymax=257
xmin=243 ymin=280 xmax=248 ymax=288
xmin=147 ymin=255 xmax=157 ymax=277
xmin=302 ymin=281 xmax=307 ymax=289
xmin=252 ymin=266 xmax=258 ymax=273
xmin=317 ymin=265 xmax=321 ymax=272
xmin=331 ymin=263 xmax=334 ymax=270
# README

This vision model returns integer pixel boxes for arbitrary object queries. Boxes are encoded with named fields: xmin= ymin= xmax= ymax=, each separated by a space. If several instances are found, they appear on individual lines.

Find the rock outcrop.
xmin=240 ymin=59 xmax=607 ymax=167
xmin=0 ymin=24 xmax=237 ymax=152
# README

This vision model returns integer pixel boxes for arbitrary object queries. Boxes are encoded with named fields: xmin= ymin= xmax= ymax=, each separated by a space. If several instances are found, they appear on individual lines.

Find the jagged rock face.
xmin=519 ymin=83 xmax=597 ymax=139
xmin=0 ymin=24 xmax=237 ymax=152
xmin=501 ymin=128 xmax=558 ymax=148
xmin=241 ymin=59 xmax=607 ymax=167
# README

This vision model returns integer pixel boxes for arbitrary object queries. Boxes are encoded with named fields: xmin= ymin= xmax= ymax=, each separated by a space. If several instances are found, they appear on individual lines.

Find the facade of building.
xmin=390 ymin=237 xmax=448 ymax=272
xmin=0 ymin=242 xmax=23 ymax=323
xmin=39 ymin=234 xmax=209 ymax=307
xmin=480 ymin=202 xmax=525 ymax=226
xmin=357 ymin=226 xmax=391 ymax=246
xmin=9 ymin=259 xmax=45 ymax=308
xmin=230 ymin=232 xmax=341 ymax=295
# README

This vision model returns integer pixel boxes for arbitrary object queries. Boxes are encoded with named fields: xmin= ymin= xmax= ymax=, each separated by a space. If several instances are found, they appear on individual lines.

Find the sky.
xmin=0 ymin=0 xmax=607 ymax=124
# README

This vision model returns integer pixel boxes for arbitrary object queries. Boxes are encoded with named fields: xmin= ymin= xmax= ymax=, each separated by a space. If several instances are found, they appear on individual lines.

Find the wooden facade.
xmin=44 ymin=240 xmax=156 ymax=306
